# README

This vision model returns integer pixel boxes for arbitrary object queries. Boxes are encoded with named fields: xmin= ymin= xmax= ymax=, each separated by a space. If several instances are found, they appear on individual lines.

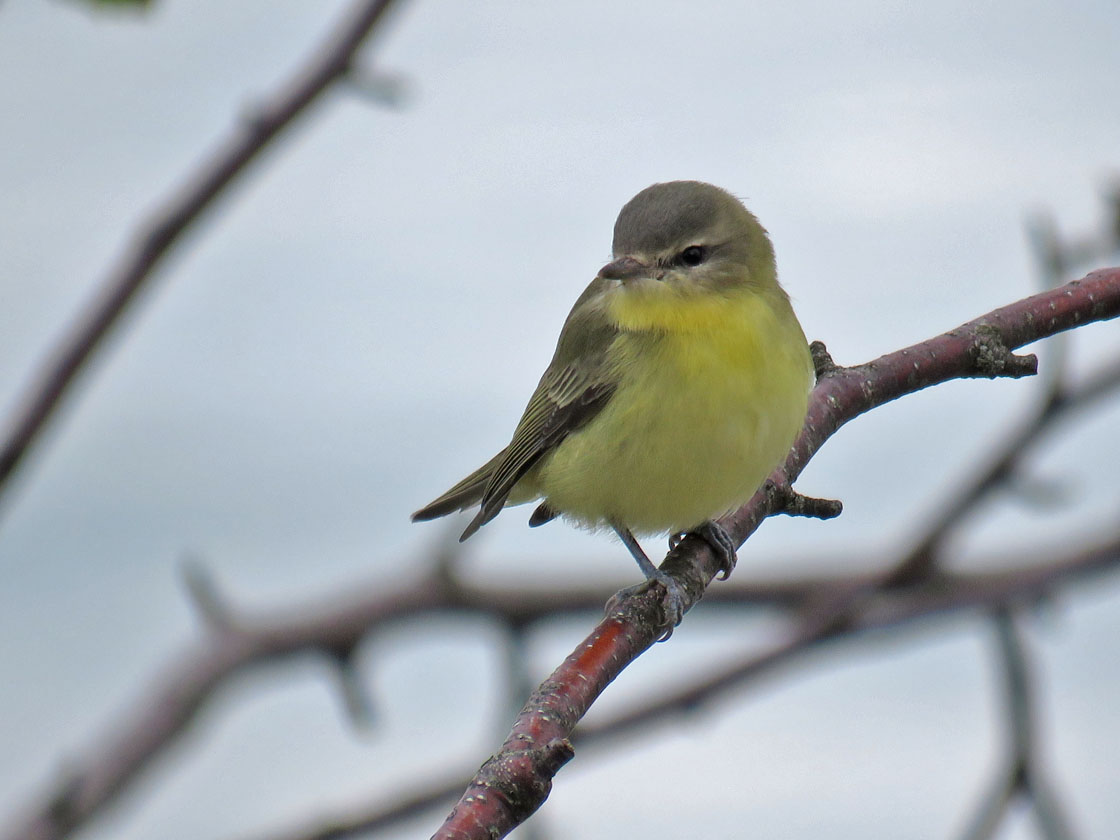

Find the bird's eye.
xmin=679 ymin=245 xmax=706 ymax=267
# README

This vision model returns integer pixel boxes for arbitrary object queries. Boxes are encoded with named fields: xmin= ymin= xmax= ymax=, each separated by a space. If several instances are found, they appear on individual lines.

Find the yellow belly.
xmin=526 ymin=292 xmax=812 ymax=535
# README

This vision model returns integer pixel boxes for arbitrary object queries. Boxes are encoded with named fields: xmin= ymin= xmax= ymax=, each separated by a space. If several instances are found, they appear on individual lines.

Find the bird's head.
xmin=597 ymin=180 xmax=778 ymax=300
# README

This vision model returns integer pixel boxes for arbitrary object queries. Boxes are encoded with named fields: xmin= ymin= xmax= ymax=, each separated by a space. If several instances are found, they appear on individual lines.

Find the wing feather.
xmin=412 ymin=275 xmax=619 ymax=539
xmin=458 ymin=364 xmax=616 ymax=540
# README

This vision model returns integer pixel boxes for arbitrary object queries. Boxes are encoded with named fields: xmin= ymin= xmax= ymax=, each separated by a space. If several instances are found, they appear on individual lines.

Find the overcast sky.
xmin=2 ymin=2 xmax=1119 ymax=839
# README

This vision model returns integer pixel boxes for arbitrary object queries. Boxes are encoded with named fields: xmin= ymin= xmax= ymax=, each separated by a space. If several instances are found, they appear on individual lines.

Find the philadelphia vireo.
xmin=413 ymin=181 xmax=813 ymax=628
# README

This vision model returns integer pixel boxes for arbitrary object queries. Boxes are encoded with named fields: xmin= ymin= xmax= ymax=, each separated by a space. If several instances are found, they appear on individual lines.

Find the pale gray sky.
xmin=2 ymin=2 xmax=1119 ymax=839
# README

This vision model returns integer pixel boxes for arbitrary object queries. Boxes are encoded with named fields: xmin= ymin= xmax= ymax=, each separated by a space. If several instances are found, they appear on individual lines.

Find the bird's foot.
xmin=669 ymin=520 xmax=738 ymax=580
xmin=606 ymin=568 xmax=687 ymax=641
xmin=611 ymin=523 xmax=689 ymax=640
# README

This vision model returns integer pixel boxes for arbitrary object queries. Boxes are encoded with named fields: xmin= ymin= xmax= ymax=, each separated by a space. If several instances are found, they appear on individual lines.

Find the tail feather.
xmin=410 ymin=448 xmax=506 ymax=524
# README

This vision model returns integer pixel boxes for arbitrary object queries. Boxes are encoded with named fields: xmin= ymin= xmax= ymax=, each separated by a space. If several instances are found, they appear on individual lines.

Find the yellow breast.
xmin=532 ymin=287 xmax=813 ymax=534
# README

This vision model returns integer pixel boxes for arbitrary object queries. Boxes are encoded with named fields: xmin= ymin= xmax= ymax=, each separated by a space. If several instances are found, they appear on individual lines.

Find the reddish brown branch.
xmin=6 ymin=271 xmax=1117 ymax=840
xmin=239 ymin=534 xmax=1120 ymax=840
xmin=433 ymin=608 xmax=662 ymax=838
xmin=0 ymin=0 xmax=403 ymax=508
xmin=6 ymin=517 xmax=1115 ymax=840
xmin=579 ymin=532 xmax=1120 ymax=744
xmin=11 ymin=546 xmax=888 ymax=840
xmin=431 ymin=267 xmax=1120 ymax=840
xmin=0 ymin=551 xmax=641 ymax=840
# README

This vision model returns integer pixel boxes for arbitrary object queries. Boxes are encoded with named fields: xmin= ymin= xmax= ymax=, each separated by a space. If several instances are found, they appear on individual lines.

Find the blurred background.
xmin=2 ymin=1 xmax=1120 ymax=838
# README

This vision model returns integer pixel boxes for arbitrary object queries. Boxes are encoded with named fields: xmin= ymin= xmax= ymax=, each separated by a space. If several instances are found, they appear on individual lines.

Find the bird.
xmin=413 ymin=180 xmax=814 ymax=630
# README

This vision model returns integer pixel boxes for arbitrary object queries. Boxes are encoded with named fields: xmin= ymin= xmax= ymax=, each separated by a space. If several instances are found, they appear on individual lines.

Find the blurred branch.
xmin=0 ymin=0 xmax=403 ymax=514
xmin=341 ymin=65 xmax=411 ymax=107
xmin=236 ymin=773 xmax=468 ymax=840
xmin=1027 ymin=184 xmax=1120 ymax=397
xmin=430 ymin=267 xmax=1120 ymax=840
xmin=4 ymin=269 xmax=1117 ymax=840
xmin=233 ymin=532 xmax=1120 ymax=840
xmin=891 ymin=352 xmax=1120 ymax=584
xmin=577 ymin=531 xmax=1120 ymax=744
xmin=0 ymin=542 xmax=615 ymax=840
xmin=1027 ymin=181 xmax=1120 ymax=287
xmin=955 ymin=611 xmax=1078 ymax=840
xmin=2 ymin=255 xmax=1111 ymax=840
xmin=8 ymin=526 xmax=1117 ymax=840
xmin=0 ymin=540 xmax=841 ymax=840
xmin=892 ymin=195 xmax=1120 ymax=585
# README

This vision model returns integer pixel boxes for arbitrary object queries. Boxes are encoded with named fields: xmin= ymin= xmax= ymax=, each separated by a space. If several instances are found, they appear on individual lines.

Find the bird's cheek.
xmin=656 ymin=272 xmax=691 ymax=294
xmin=619 ymin=275 xmax=659 ymax=292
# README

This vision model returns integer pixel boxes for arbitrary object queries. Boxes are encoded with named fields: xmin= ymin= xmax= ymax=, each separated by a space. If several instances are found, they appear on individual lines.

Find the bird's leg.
xmin=669 ymin=520 xmax=738 ymax=580
xmin=608 ymin=524 xmax=686 ymax=636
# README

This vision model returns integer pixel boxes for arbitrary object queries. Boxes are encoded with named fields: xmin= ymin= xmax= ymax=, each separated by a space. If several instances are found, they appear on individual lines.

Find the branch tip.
xmin=327 ymin=645 xmax=378 ymax=729
xmin=536 ymin=738 xmax=576 ymax=774
xmin=969 ymin=326 xmax=1038 ymax=379
xmin=179 ymin=557 xmax=235 ymax=631
xmin=432 ymin=527 xmax=469 ymax=590
xmin=809 ymin=340 xmax=840 ymax=379
xmin=342 ymin=66 xmax=411 ymax=107
xmin=45 ymin=768 xmax=82 ymax=831
xmin=762 ymin=479 xmax=843 ymax=521
xmin=783 ymin=492 xmax=843 ymax=520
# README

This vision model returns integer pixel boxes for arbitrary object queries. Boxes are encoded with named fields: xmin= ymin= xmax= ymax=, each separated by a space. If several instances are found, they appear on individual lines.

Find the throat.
xmin=608 ymin=287 xmax=754 ymax=334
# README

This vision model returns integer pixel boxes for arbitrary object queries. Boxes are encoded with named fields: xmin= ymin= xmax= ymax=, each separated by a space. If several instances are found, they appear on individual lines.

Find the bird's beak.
xmin=597 ymin=256 xmax=651 ymax=282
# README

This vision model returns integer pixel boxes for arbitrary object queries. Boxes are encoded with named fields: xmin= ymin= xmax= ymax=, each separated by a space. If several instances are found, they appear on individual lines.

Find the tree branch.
xmin=955 ymin=611 xmax=1078 ymax=840
xmin=237 ymin=533 xmax=1120 ymax=840
xmin=6 ymin=515 xmax=1116 ymax=840
xmin=0 ymin=0 xmax=403 ymax=510
xmin=5 ymin=270 xmax=1117 ymax=840
xmin=577 ymin=531 xmax=1120 ymax=744
xmin=0 ymin=2 xmax=408 ymax=833
xmin=431 ymin=267 xmax=1120 ymax=840
xmin=891 ymin=352 xmax=1120 ymax=583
